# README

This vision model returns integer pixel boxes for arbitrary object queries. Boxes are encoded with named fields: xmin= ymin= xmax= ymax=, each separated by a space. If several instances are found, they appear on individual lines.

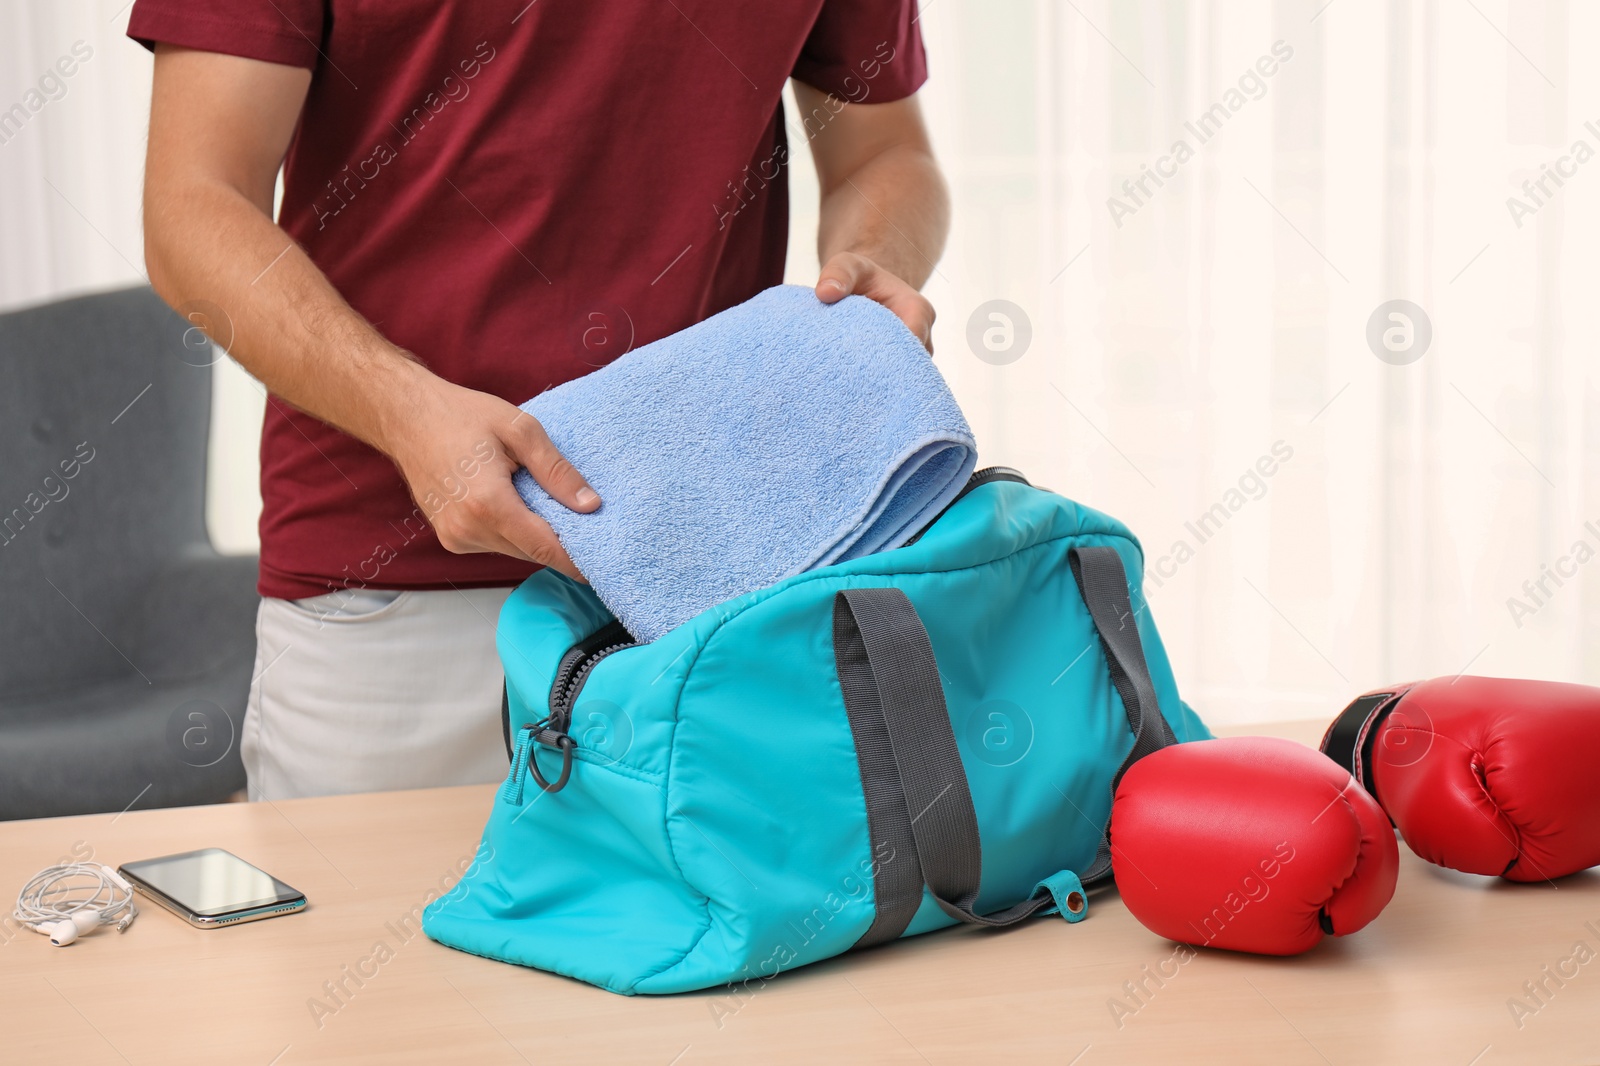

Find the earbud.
xmin=41 ymin=909 xmax=101 ymax=946
xmin=43 ymin=919 xmax=80 ymax=946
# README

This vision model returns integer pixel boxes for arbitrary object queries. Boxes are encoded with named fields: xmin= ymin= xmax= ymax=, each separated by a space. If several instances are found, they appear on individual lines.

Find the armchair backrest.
xmin=0 ymin=286 xmax=212 ymax=698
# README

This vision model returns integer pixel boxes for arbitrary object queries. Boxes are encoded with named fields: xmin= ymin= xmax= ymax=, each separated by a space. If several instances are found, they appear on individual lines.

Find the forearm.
xmin=143 ymin=177 xmax=429 ymax=457
xmin=140 ymin=43 xmax=593 ymax=575
xmin=815 ymin=142 xmax=949 ymax=290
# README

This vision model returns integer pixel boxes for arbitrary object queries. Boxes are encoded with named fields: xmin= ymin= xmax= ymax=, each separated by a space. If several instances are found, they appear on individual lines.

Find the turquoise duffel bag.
xmin=422 ymin=470 xmax=1210 ymax=994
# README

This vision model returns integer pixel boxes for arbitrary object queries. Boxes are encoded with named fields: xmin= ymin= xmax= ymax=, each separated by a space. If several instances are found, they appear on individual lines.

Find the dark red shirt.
xmin=129 ymin=0 xmax=926 ymax=599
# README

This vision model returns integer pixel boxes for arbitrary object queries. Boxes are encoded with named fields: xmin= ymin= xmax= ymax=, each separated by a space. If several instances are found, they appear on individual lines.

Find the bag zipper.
xmin=904 ymin=465 xmax=1031 ymax=545
xmin=958 ymin=465 xmax=1030 ymax=497
xmin=505 ymin=618 xmax=638 ymax=793
xmin=546 ymin=619 xmax=636 ymax=735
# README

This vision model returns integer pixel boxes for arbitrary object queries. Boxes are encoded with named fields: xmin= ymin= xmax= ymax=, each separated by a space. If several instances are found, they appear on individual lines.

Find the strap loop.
xmin=1035 ymin=869 xmax=1089 ymax=923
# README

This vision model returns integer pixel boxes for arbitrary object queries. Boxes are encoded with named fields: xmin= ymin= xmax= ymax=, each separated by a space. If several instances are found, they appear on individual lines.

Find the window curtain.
xmin=798 ymin=0 xmax=1596 ymax=721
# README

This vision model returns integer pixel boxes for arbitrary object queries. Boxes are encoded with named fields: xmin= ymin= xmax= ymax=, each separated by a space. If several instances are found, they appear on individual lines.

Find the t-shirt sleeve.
xmin=791 ymin=0 xmax=928 ymax=103
xmin=127 ymin=0 xmax=326 ymax=70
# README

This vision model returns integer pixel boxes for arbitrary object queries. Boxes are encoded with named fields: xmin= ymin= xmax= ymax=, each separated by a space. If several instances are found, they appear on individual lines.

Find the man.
xmin=130 ymin=1 xmax=949 ymax=799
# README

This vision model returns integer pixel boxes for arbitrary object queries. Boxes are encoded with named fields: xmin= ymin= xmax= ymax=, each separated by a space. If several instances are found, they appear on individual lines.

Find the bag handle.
xmin=832 ymin=545 xmax=1176 ymax=947
xmin=1065 ymin=545 xmax=1177 ymax=885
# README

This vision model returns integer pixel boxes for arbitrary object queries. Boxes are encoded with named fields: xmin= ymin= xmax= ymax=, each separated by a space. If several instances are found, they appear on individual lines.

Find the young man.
xmin=130 ymin=1 xmax=949 ymax=799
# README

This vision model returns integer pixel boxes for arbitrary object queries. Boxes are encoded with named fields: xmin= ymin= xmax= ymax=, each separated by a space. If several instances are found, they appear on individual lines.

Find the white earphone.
xmin=14 ymin=862 xmax=138 ymax=946
xmin=39 ymin=909 xmax=101 ymax=946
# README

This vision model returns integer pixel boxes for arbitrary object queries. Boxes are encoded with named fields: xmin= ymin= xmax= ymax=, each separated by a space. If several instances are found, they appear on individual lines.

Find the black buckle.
xmin=529 ymin=730 xmax=577 ymax=793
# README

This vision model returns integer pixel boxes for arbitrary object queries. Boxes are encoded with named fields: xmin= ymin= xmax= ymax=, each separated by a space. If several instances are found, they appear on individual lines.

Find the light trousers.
xmin=241 ymin=586 xmax=513 ymax=801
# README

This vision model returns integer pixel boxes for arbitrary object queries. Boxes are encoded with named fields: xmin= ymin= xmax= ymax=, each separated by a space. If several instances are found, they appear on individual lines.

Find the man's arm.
xmin=795 ymin=84 xmax=950 ymax=350
xmin=143 ymin=45 xmax=596 ymax=577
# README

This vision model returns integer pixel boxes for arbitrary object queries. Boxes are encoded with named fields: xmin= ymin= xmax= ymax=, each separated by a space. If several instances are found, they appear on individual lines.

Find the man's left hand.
xmin=815 ymin=251 xmax=935 ymax=353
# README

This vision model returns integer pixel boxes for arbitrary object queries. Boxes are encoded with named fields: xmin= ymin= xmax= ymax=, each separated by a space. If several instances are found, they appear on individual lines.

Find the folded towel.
xmin=513 ymin=284 xmax=976 ymax=642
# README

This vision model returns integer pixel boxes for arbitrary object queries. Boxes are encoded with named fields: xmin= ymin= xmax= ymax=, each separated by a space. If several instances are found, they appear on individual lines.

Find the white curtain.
xmin=0 ymin=2 xmax=148 ymax=309
xmin=7 ymin=1 xmax=1596 ymax=722
xmin=0 ymin=0 xmax=265 ymax=556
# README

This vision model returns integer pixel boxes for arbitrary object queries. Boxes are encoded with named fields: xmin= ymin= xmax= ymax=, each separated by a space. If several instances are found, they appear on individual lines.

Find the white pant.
xmin=241 ymin=586 xmax=514 ymax=800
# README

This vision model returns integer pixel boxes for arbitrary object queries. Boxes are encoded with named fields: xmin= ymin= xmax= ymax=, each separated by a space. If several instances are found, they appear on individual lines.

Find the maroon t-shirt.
xmin=129 ymin=1 xmax=926 ymax=600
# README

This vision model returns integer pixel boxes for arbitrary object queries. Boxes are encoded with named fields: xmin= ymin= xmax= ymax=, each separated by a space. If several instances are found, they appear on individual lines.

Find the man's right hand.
xmin=379 ymin=371 xmax=600 ymax=580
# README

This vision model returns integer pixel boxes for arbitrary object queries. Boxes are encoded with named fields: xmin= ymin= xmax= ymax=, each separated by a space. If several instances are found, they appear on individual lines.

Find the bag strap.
xmin=1066 ymin=545 xmax=1176 ymax=885
xmin=833 ymin=587 xmax=992 ymax=944
xmin=833 ymin=545 xmax=1177 ymax=946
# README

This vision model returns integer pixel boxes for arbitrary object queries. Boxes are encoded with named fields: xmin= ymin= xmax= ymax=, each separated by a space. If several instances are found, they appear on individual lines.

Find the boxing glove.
xmin=1322 ymin=675 xmax=1600 ymax=882
xmin=1111 ymin=736 xmax=1398 ymax=955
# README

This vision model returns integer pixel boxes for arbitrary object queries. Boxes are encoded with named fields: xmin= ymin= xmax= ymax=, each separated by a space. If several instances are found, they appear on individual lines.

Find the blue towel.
xmin=513 ymin=284 xmax=976 ymax=642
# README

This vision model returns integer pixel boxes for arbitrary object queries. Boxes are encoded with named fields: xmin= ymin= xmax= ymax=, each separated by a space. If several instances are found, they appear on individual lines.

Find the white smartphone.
xmin=118 ymin=848 xmax=307 ymax=929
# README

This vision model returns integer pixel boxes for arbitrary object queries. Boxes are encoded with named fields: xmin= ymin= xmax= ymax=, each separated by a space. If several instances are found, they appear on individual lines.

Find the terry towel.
xmin=513 ymin=283 xmax=977 ymax=642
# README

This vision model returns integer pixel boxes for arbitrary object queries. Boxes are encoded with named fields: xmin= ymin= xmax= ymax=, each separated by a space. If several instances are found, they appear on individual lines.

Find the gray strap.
xmin=1067 ymin=546 xmax=1176 ymax=885
xmin=835 ymin=589 xmax=1049 ymax=935
xmin=833 ymin=589 xmax=928 ymax=948
xmin=833 ymin=545 xmax=1179 ymax=944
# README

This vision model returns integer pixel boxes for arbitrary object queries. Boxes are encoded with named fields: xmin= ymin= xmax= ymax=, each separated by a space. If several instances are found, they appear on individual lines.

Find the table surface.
xmin=2 ymin=719 xmax=1595 ymax=1066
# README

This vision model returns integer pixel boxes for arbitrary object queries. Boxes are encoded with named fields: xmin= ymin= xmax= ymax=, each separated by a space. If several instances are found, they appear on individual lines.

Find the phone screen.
xmin=120 ymin=848 xmax=303 ymax=916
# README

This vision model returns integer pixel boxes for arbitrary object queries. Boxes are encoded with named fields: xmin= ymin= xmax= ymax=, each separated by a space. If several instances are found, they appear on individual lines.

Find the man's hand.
xmin=797 ymin=83 xmax=949 ymax=353
xmin=380 ymin=371 xmax=599 ymax=580
xmin=815 ymin=251 xmax=935 ymax=351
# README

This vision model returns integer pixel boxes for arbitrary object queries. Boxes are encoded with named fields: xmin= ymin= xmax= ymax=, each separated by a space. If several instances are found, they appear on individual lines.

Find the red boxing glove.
xmin=1322 ymin=675 xmax=1600 ymax=882
xmin=1111 ymin=736 xmax=1398 ymax=955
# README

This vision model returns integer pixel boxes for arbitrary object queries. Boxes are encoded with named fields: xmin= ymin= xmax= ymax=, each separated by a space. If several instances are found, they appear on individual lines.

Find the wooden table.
xmin=2 ymin=720 xmax=1595 ymax=1065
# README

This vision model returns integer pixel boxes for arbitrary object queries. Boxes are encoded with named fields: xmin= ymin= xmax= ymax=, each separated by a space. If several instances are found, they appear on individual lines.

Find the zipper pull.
xmin=499 ymin=725 xmax=536 ymax=806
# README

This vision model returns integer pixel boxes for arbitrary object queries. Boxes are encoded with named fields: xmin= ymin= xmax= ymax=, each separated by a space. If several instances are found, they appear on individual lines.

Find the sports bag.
xmin=422 ymin=470 xmax=1211 ymax=994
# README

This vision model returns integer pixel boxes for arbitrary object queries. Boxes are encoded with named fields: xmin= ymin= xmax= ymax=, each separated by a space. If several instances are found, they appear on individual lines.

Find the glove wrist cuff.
xmin=1320 ymin=686 xmax=1415 ymax=795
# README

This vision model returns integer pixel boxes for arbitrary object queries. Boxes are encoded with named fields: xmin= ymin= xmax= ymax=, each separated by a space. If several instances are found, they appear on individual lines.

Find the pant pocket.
xmin=280 ymin=588 xmax=411 ymax=626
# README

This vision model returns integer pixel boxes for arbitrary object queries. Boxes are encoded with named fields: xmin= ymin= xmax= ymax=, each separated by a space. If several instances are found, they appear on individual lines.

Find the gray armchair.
xmin=0 ymin=286 xmax=258 ymax=819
